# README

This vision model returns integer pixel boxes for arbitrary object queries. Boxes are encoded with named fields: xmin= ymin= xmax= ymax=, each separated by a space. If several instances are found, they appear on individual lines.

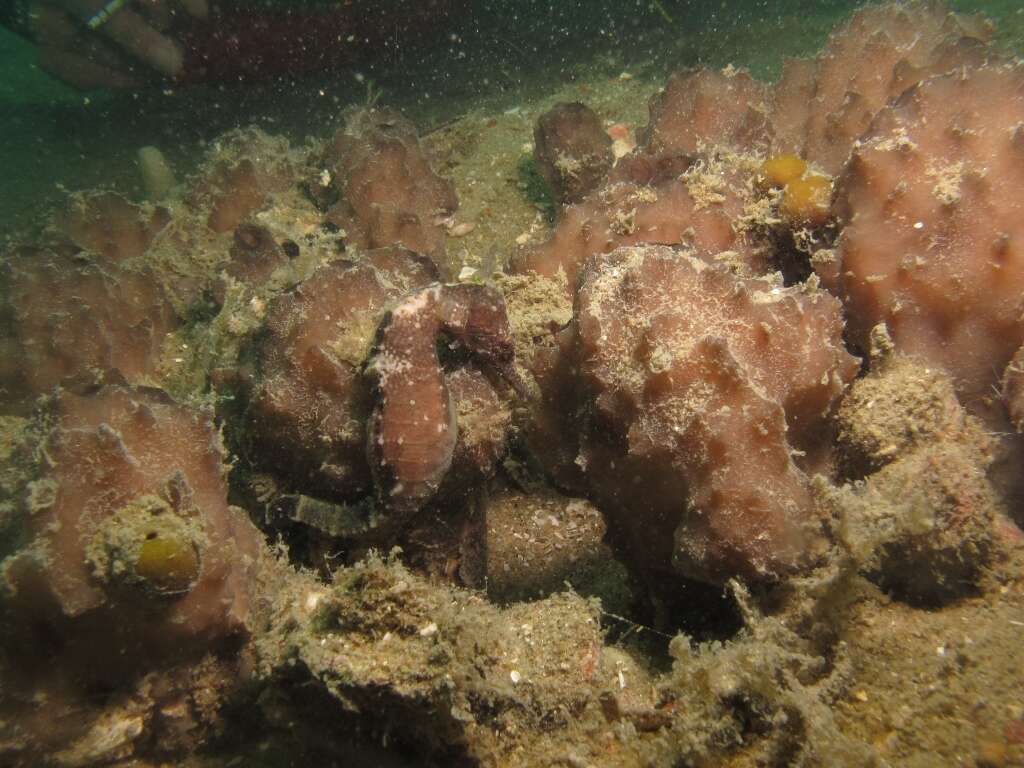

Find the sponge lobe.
xmin=323 ymin=108 xmax=458 ymax=266
xmin=56 ymin=191 xmax=170 ymax=263
xmin=831 ymin=64 xmax=1024 ymax=414
xmin=1 ymin=386 xmax=262 ymax=684
xmin=533 ymin=101 xmax=613 ymax=206
xmin=771 ymin=1 xmax=992 ymax=173
xmin=0 ymin=246 xmax=179 ymax=408
xmin=511 ymin=156 xmax=769 ymax=294
xmin=641 ymin=67 xmax=772 ymax=159
xmin=565 ymin=245 xmax=857 ymax=585
xmin=187 ymin=129 xmax=298 ymax=234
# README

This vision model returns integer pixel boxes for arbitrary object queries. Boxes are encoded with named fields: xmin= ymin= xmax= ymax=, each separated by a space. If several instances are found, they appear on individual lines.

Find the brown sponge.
xmin=322 ymin=108 xmax=458 ymax=266
xmin=559 ymin=245 xmax=857 ymax=585
xmin=533 ymin=101 xmax=614 ymax=206
xmin=641 ymin=67 xmax=772 ymax=159
xmin=511 ymin=154 xmax=770 ymax=295
xmin=831 ymin=63 xmax=1024 ymax=417
xmin=56 ymin=191 xmax=170 ymax=263
xmin=771 ymin=1 xmax=992 ymax=173
xmin=1 ymin=386 xmax=263 ymax=683
xmin=187 ymin=129 xmax=298 ymax=234
xmin=0 ymin=246 xmax=179 ymax=408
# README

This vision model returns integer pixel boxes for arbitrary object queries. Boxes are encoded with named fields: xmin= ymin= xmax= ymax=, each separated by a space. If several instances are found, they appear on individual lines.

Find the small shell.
xmin=448 ymin=221 xmax=476 ymax=237
xmin=611 ymin=138 xmax=636 ymax=160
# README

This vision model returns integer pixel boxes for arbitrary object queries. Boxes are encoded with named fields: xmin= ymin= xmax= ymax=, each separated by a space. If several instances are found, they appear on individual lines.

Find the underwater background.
xmin=3 ymin=1 xmax=1024 ymax=766
xmin=3 ymin=0 xmax=1020 ymax=235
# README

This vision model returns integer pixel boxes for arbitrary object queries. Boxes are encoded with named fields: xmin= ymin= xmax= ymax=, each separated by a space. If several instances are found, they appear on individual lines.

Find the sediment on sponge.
xmin=481 ymin=486 xmax=628 ymax=609
xmin=319 ymin=107 xmax=458 ymax=269
xmin=1003 ymin=346 xmax=1024 ymax=433
xmin=0 ymin=245 xmax=180 ymax=410
xmin=770 ymin=0 xmax=994 ymax=173
xmin=826 ymin=357 xmax=1000 ymax=605
xmin=0 ymin=384 xmax=264 ymax=760
xmin=540 ymin=244 xmax=857 ymax=587
xmin=835 ymin=354 xmax=988 ymax=479
xmin=831 ymin=63 xmax=1024 ymax=420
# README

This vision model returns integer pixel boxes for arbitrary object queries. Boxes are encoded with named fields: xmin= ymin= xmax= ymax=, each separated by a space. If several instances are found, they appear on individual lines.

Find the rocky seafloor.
xmin=2 ymin=2 xmax=1024 ymax=766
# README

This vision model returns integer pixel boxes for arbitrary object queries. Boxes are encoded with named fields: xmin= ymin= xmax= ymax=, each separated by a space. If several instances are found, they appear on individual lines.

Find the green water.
xmin=4 ymin=0 xmax=1017 ymax=238
xmin=1 ymin=0 xmax=1019 ymax=233
xmin=2 ymin=2 xmax=1024 ymax=766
